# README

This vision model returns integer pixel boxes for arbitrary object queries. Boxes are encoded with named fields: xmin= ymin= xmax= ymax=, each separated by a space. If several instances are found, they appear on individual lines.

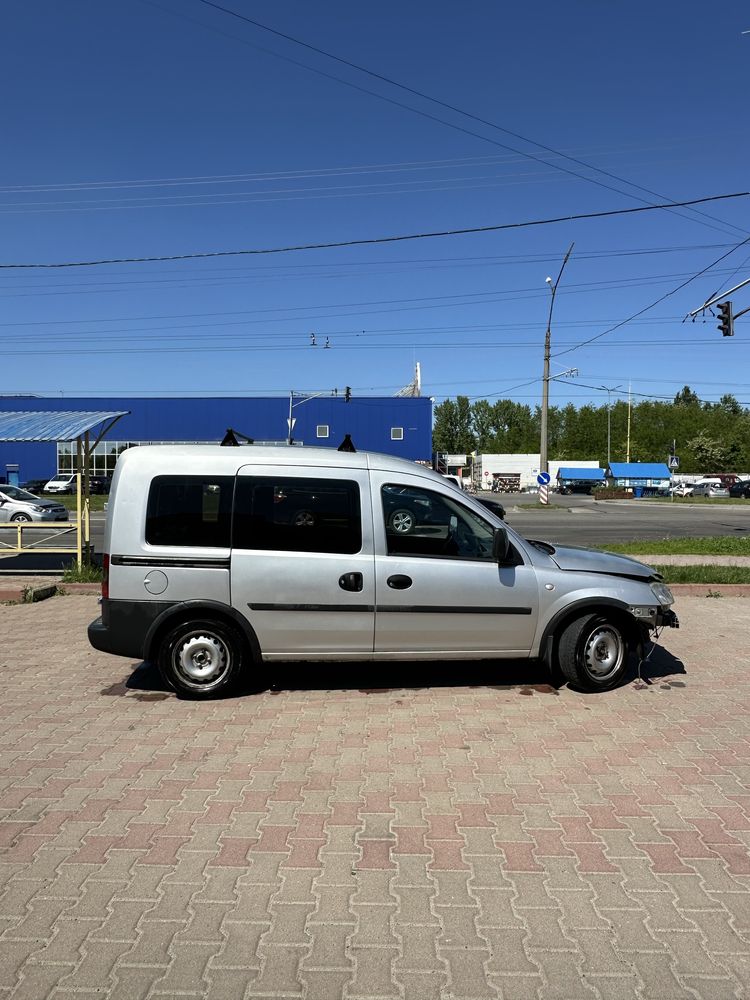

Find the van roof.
xmin=114 ymin=444 xmax=439 ymax=479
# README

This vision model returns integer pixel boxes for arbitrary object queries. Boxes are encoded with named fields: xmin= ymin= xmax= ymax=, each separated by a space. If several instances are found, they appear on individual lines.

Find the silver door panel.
xmin=231 ymin=465 xmax=375 ymax=655
xmin=368 ymin=471 xmax=539 ymax=655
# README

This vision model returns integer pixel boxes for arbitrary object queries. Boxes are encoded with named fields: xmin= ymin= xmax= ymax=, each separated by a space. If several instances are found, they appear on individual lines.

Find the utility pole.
xmin=626 ymin=381 xmax=632 ymax=462
xmin=539 ymin=243 xmax=574 ymax=476
xmin=600 ymin=384 xmax=622 ymax=468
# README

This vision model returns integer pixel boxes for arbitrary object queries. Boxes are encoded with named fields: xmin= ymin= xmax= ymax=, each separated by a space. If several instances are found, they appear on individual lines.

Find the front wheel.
xmin=11 ymin=513 xmax=32 ymax=522
xmin=388 ymin=508 xmax=415 ymax=533
xmin=557 ymin=614 xmax=629 ymax=692
xmin=158 ymin=619 xmax=244 ymax=698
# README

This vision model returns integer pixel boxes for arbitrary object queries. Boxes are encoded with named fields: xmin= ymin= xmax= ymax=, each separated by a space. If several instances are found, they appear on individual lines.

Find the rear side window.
xmin=146 ymin=476 xmax=233 ymax=547
xmin=233 ymin=477 xmax=361 ymax=554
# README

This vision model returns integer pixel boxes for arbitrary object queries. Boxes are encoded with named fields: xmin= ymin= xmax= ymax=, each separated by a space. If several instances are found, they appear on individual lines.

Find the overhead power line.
xmin=1 ymin=192 xmax=745 ymax=269
xmin=554 ymin=231 xmax=750 ymax=357
xmin=188 ymin=0 xmax=748 ymax=240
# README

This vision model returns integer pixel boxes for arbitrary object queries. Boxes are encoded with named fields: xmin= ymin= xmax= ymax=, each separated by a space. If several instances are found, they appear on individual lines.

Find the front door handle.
xmin=387 ymin=574 xmax=413 ymax=590
xmin=339 ymin=572 xmax=363 ymax=592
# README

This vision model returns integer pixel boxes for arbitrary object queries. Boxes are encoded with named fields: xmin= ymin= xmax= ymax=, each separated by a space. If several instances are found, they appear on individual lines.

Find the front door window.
xmin=381 ymin=484 xmax=495 ymax=561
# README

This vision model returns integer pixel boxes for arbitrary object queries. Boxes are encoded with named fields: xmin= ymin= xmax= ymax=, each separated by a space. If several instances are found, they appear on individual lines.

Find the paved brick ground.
xmin=1 ymin=594 xmax=750 ymax=999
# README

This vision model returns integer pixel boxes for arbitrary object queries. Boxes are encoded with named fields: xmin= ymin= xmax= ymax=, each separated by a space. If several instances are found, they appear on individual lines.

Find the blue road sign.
xmin=537 ymin=472 xmax=551 ymax=486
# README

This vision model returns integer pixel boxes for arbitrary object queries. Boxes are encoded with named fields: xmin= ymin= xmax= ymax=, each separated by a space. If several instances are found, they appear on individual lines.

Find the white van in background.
xmin=44 ymin=473 xmax=77 ymax=494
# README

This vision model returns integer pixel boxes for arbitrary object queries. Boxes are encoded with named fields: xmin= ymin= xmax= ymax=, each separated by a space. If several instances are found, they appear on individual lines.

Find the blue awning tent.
xmin=606 ymin=463 xmax=671 ymax=483
xmin=556 ymin=467 xmax=605 ymax=482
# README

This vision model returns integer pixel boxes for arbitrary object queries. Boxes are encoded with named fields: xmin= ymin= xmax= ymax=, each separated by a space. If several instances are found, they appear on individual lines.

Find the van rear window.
xmin=233 ymin=477 xmax=361 ymax=554
xmin=146 ymin=476 xmax=233 ymax=547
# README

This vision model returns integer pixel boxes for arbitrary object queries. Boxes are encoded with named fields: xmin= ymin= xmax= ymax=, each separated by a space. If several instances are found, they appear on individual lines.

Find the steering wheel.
xmin=442 ymin=518 xmax=479 ymax=557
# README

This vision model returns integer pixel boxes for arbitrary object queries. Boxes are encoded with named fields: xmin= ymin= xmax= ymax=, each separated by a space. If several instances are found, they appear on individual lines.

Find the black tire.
xmin=388 ymin=508 xmax=415 ymax=533
xmin=292 ymin=510 xmax=315 ymax=528
xmin=557 ymin=613 xmax=629 ymax=692
xmin=158 ymin=618 xmax=244 ymax=698
xmin=11 ymin=513 xmax=32 ymax=522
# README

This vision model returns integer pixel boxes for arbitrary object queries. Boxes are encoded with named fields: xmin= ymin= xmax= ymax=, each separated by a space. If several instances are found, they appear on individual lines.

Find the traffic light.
xmin=717 ymin=300 xmax=734 ymax=337
xmin=344 ymin=386 xmax=351 ymax=402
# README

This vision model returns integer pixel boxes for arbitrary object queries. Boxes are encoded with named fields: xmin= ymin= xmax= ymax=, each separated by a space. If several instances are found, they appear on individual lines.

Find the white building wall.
xmin=476 ymin=454 xmax=600 ymax=489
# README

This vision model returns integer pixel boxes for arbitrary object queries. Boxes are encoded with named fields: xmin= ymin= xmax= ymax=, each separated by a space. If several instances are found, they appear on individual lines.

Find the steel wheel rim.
xmin=582 ymin=625 xmax=624 ymax=680
xmin=174 ymin=633 xmax=229 ymax=686
xmin=391 ymin=511 xmax=413 ymax=533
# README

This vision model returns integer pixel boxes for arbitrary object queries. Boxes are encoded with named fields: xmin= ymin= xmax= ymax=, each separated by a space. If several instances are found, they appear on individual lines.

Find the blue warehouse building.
xmin=0 ymin=395 xmax=433 ymax=484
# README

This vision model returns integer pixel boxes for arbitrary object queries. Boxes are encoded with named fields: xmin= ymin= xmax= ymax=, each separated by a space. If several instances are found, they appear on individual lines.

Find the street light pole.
xmin=539 ymin=244 xmax=574 ymax=476
xmin=287 ymin=389 xmax=336 ymax=444
xmin=600 ymin=384 xmax=622 ymax=468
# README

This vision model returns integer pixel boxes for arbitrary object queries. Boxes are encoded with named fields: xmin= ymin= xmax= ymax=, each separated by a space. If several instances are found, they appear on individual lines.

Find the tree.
xmin=686 ymin=430 xmax=732 ymax=470
xmin=470 ymin=400 xmax=495 ymax=452
xmin=673 ymin=385 xmax=700 ymax=407
xmin=432 ymin=396 xmax=475 ymax=454
xmin=717 ymin=393 xmax=743 ymax=416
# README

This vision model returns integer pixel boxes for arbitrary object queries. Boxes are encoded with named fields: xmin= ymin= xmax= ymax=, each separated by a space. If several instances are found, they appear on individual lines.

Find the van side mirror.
xmin=492 ymin=525 xmax=510 ymax=563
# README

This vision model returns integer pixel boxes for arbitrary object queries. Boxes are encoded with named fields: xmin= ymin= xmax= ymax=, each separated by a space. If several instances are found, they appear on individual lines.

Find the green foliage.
xmin=61 ymin=561 xmax=103 ymax=583
xmin=432 ymin=387 xmax=750 ymax=473
xmin=650 ymin=565 xmax=750 ymax=584
xmin=601 ymin=536 xmax=750 ymax=555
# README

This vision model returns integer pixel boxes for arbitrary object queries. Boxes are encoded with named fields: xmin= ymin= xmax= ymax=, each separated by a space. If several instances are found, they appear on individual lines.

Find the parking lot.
xmin=1 ymin=593 xmax=750 ymax=998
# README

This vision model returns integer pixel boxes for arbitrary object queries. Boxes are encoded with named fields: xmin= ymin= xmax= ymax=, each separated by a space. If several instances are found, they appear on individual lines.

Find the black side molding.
xmin=111 ymin=555 xmax=230 ymax=569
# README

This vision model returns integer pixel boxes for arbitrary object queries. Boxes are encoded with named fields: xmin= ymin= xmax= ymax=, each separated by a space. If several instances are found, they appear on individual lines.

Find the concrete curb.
xmin=0 ymin=581 xmax=100 ymax=604
xmin=670 ymin=583 xmax=750 ymax=597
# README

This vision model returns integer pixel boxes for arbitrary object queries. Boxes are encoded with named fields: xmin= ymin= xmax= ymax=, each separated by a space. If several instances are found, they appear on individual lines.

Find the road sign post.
xmin=537 ymin=471 xmax=551 ymax=505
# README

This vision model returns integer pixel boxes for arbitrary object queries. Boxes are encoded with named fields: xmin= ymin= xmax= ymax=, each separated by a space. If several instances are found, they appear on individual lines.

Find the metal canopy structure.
xmin=0 ymin=409 xmax=128 ymax=567
xmin=556 ymin=467 xmax=605 ymax=482
xmin=0 ymin=410 xmax=127 ymax=442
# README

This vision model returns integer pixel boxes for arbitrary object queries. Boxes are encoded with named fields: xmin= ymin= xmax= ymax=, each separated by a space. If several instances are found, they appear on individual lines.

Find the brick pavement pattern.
xmin=1 ymin=593 xmax=750 ymax=999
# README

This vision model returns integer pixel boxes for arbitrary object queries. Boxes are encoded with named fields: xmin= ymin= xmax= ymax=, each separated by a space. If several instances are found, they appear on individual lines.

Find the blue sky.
xmin=2 ymin=1 xmax=749 ymax=410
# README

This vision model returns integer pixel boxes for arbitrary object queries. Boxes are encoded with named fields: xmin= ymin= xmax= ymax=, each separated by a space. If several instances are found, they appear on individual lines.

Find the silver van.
xmin=0 ymin=484 xmax=69 ymax=523
xmin=88 ymin=446 xmax=678 ymax=697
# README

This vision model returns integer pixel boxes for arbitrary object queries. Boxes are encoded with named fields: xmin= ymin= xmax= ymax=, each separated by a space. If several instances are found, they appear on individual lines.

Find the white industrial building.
xmin=474 ymin=454 xmax=601 ymax=491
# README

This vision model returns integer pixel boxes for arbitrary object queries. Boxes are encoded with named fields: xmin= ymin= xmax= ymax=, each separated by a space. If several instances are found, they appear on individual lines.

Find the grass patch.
xmin=602 ymin=536 xmax=750 ymax=556
xmin=640 ymin=496 xmax=746 ymax=505
xmin=53 ymin=495 xmax=109 ymax=512
xmin=650 ymin=564 xmax=750 ymax=584
xmin=512 ymin=503 xmax=566 ymax=510
xmin=61 ymin=562 xmax=103 ymax=583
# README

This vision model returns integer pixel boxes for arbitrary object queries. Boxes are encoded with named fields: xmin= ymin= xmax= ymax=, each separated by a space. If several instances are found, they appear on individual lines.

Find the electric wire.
xmin=0 ymin=193 xmax=745 ymax=268
xmin=554 ymin=233 xmax=750 ymax=358
xmin=190 ymin=0 xmax=747 ymax=240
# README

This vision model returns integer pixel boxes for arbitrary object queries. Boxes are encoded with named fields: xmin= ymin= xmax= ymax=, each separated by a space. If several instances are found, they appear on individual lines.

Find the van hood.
xmin=528 ymin=540 xmax=656 ymax=580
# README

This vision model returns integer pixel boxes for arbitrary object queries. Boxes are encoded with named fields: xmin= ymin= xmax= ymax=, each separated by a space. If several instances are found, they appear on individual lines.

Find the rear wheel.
xmin=158 ymin=619 xmax=244 ymax=698
xmin=557 ymin=613 xmax=629 ymax=692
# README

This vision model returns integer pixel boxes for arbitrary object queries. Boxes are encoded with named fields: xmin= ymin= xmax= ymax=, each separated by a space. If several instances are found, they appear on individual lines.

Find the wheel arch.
xmin=144 ymin=600 xmax=261 ymax=665
xmin=538 ymin=598 xmax=642 ymax=668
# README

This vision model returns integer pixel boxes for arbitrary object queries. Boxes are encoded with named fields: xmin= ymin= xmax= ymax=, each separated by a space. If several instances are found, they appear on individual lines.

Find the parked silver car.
xmin=691 ymin=482 xmax=729 ymax=498
xmin=88 ymin=445 xmax=678 ymax=698
xmin=0 ymin=485 xmax=69 ymax=522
